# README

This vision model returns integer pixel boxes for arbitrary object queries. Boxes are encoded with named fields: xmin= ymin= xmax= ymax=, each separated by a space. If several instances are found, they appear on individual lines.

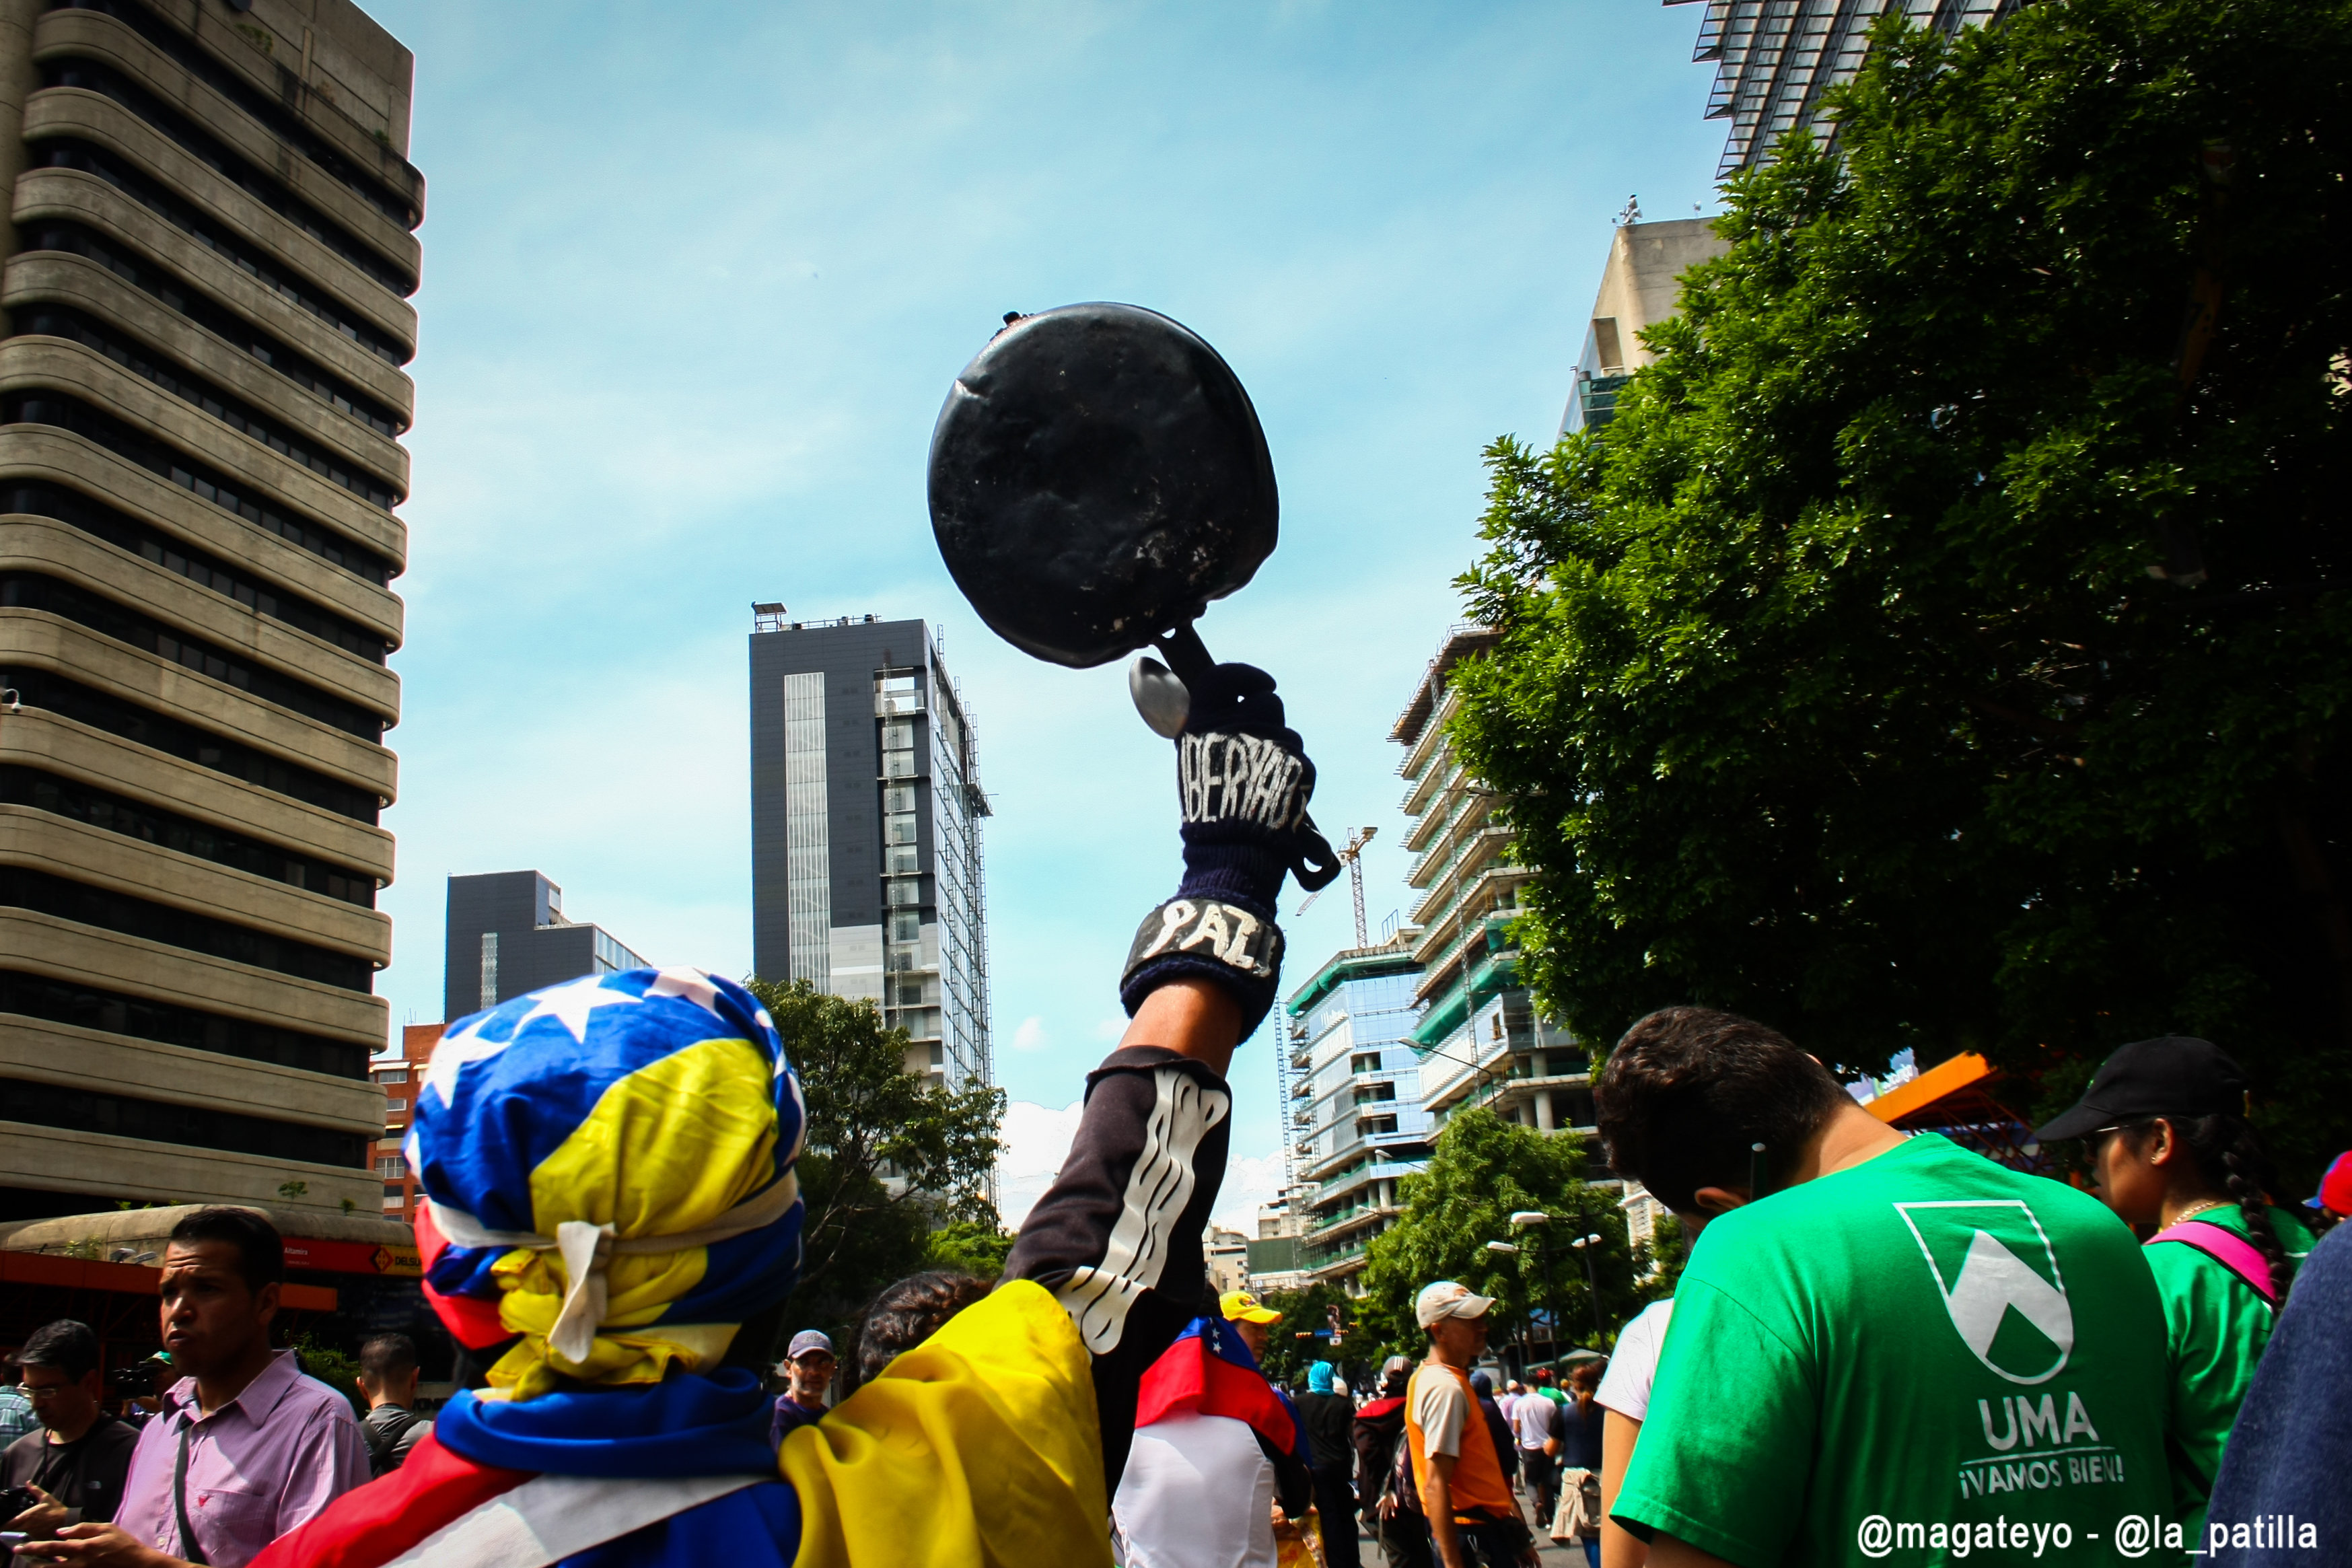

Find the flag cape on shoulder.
xmin=246 ymin=1371 xmax=796 ymax=1568
xmin=1135 ymin=1316 xmax=1308 ymax=1458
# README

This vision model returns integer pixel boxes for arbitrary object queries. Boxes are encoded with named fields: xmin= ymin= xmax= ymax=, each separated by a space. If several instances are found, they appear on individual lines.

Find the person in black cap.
xmin=2035 ymin=1034 xmax=2318 ymax=1539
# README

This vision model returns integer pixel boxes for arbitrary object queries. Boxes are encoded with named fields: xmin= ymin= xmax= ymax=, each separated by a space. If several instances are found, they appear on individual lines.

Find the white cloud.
xmin=1213 ymin=1151 xmax=1289 ymax=1239
xmin=1012 ymin=1016 xmax=1051 ymax=1053
xmin=999 ymin=1098 xmax=1286 ymax=1245
xmin=997 ymin=1098 xmax=1085 ymax=1228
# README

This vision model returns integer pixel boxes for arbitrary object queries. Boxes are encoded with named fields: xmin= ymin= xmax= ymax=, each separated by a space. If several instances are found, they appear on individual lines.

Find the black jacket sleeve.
xmin=1002 ymin=1045 xmax=1234 ymax=1495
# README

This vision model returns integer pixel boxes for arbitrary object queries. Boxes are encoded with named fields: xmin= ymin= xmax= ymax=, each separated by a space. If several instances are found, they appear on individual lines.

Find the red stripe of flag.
xmin=248 ymin=1433 xmax=532 ymax=1568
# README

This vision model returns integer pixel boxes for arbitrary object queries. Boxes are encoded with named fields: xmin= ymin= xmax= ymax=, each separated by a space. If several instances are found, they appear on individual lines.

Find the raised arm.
xmin=1002 ymin=655 xmax=1333 ymax=1492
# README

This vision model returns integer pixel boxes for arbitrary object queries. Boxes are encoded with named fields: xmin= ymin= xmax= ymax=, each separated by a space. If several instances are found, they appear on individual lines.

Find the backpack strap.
xmin=2147 ymin=1218 xmax=2280 ymax=1306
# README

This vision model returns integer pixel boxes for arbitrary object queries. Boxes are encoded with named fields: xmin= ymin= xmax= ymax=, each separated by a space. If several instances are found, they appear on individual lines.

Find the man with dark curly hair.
xmin=1594 ymin=1006 xmax=2183 ymax=1568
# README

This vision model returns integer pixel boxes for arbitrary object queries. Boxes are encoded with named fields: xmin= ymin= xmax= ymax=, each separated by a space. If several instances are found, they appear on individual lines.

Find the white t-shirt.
xmin=1594 ymin=1299 xmax=1674 ymax=1423
xmin=1408 ymin=1365 xmax=1471 ymax=1459
xmin=1113 ymin=1411 xmax=1277 ymax=1568
xmin=1511 ymin=1387 xmax=1560 ymax=1450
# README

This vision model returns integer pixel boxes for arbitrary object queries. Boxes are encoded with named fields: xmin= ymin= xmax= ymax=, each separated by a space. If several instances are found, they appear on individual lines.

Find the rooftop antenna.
xmin=1294 ymin=826 xmax=1378 ymax=946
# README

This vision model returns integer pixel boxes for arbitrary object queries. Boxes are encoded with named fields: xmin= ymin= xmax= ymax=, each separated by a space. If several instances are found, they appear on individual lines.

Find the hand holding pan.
xmin=927 ymin=302 xmax=1337 ymax=890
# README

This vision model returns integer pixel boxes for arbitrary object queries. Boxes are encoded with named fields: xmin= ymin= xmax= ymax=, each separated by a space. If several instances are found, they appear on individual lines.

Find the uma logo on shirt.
xmin=1896 ymin=1201 xmax=2074 ymax=1385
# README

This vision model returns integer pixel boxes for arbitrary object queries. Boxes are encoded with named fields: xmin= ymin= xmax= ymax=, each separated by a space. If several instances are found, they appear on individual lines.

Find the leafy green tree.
xmin=745 ymin=978 xmax=1007 ymax=1349
xmin=1450 ymin=0 xmax=2352 ymax=1180
xmin=285 ymin=1333 xmax=366 ymax=1419
xmin=1357 ymin=1108 xmax=1637 ymax=1370
xmin=923 ymin=1219 xmax=1015 ymax=1279
xmin=1254 ymin=1279 xmax=1363 ymax=1392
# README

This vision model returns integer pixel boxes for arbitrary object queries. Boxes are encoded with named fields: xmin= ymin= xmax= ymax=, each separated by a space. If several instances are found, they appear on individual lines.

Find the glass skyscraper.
xmin=1282 ymin=942 xmax=1433 ymax=1293
xmin=749 ymin=610 xmax=991 ymax=1089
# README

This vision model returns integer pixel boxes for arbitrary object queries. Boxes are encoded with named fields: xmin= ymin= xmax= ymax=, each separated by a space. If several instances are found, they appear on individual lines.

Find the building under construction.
xmin=1666 ymin=0 xmax=2029 ymax=177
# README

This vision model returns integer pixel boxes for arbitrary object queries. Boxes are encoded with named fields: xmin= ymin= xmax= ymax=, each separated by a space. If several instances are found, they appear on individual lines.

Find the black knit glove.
xmin=1118 ymin=661 xmax=1338 ymax=1039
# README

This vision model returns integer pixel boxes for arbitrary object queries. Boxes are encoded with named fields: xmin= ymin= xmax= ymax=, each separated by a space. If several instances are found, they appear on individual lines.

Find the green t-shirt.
xmin=1614 ymin=1133 xmax=2177 ymax=1568
xmin=2145 ymin=1203 xmax=2315 ymax=1534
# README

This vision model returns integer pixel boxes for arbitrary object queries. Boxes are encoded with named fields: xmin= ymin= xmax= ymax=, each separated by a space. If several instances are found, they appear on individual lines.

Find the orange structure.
xmin=370 ymin=1023 xmax=443 ymax=1222
xmin=1864 ymin=1053 xmax=2055 ymax=1174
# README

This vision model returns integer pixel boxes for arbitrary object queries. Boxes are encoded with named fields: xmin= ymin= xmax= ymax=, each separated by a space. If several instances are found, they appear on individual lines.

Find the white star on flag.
xmin=422 ymin=1012 xmax=518 ymax=1108
xmin=516 ymin=974 xmax=645 ymax=1044
xmin=646 ymin=967 xmax=723 ymax=1016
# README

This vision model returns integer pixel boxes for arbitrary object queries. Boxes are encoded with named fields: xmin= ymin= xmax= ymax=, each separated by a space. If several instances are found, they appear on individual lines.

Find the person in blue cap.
xmin=769 ymin=1330 xmax=834 ymax=1446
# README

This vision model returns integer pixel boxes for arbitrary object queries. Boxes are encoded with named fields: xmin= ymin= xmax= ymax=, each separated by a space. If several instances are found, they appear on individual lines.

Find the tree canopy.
xmin=746 ymin=977 xmax=1007 ymax=1351
xmin=1449 ymin=0 xmax=2352 ymax=1178
xmin=1254 ymin=1279 xmax=1365 ymax=1392
xmin=1357 ymin=1108 xmax=1649 ymax=1368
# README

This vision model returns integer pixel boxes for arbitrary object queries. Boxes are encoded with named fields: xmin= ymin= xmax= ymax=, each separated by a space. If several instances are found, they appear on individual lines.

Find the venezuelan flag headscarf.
xmin=409 ymin=966 xmax=806 ymax=1400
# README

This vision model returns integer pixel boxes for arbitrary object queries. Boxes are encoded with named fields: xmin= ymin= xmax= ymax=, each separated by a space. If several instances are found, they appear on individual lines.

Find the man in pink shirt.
xmin=22 ymin=1208 xmax=367 ymax=1568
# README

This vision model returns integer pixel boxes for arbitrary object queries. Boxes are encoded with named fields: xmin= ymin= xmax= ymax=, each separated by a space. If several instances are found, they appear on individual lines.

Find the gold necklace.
xmin=2172 ymin=1197 xmax=2232 ymax=1225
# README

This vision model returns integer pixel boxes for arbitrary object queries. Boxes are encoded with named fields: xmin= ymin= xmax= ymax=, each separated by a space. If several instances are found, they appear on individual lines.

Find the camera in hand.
xmin=0 ymin=1485 xmax=39 ymax=1521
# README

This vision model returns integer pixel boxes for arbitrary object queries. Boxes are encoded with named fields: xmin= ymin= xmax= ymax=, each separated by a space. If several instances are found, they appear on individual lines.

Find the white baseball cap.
xmin=1415 ymin=1280 xmax=1497 ymax=1329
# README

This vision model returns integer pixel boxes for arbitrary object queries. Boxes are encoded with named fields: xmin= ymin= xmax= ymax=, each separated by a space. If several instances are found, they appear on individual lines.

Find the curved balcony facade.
xmin=0 ymin=0 xmax=415 ymax=1221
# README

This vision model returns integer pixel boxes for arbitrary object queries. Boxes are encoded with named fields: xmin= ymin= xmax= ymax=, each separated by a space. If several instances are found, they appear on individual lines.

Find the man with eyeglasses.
xmin=17 ymin=1208 xmax=366 ymax=1568
xmin=3 ymin=1320 xmax=141 ymax=1532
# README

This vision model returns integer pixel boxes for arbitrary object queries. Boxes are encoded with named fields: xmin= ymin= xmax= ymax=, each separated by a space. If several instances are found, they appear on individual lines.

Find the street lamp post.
xmin=1482 ymin=1239 xmax=1528 ymax=1378
xmin=1567 ymin=1231 xmax=1606 ymax=1344
xmin=1500 ymin=1210 xmax=1569 ymax=1374
xmin=1490 ymin=1211 xmax=1612 ymax=1376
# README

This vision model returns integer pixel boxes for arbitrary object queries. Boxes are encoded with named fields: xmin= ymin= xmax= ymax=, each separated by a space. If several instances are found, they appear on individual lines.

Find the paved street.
xmin=1328 ymin=1499 xmax=1591 ymax=1566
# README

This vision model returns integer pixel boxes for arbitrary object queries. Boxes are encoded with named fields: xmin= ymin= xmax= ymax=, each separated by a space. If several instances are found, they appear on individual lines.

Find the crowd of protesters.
xmin=4 ymin=1010 xmax=2345 ymax=1568
xmin=2 ymin=647 xmax=2345 ymax=1567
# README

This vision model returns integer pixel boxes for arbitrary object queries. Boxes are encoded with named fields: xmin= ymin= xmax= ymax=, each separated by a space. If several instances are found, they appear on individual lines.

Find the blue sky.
xmin=363 ymin=0 xmax=1725 ymax=1225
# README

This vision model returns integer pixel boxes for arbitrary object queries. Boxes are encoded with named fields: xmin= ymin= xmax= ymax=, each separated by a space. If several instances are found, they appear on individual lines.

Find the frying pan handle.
xmin=1153 ymin=620 xmax=1217 ymax=686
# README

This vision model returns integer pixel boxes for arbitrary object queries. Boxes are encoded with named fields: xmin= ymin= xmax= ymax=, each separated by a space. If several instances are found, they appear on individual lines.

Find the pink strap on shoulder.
xmin=2147 ymin=1219 xmax=2279 ymax=1306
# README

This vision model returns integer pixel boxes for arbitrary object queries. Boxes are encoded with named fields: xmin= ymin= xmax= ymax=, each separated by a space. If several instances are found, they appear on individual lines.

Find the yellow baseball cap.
xmin=1220 ymin=1289 xmax=1281 ymax=1324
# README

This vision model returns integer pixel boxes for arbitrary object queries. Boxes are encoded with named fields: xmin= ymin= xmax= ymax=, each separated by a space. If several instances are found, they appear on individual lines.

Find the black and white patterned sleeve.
xmin=1001 ymin=1044 xmax=1234 ymax=1493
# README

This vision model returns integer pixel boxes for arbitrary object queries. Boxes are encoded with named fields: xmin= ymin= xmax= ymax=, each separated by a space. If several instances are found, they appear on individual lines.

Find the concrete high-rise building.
xmin=0 ymin=0 xmax=419 ymax=1220
xmin=748 ymin=609 xmax=990 ymax=1089
xmin=1559 ymin=217 xmax=1730 ymax=437
xmin=1393 ymin=627 xmax=1596 ymax=1147
xmin=1283 ymin=937 xmax=1431 ymax=1293
xmin=441 ymin=871 xmax=647 ymax=1026
xmin=1666 ymin=0 xmax=2025 ymax=178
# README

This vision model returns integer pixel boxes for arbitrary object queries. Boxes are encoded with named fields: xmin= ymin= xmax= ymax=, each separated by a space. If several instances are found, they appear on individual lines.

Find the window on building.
xmin=374 ymin=1155 xmax=406 ymax=1179
xmin=874 ymin=673 xmax=921 ymax=716
xmin=1592 ymin=316 xmax=1625 ymax=374
xmin=888 ymin=911 xmax=921 ymax=942
xmin=1351 ymin=1053 xmax=1383 ymax=1075
xmin=375 ymin=1068 xmax=409 ymax=1083
xmin=384 ymin=1097 xmax=406 ymax=1112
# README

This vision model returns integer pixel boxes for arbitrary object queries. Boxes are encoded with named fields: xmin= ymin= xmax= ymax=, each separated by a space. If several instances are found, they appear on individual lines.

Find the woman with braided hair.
xmin=2037 ymin=1036 xmax=2318 ymax=1540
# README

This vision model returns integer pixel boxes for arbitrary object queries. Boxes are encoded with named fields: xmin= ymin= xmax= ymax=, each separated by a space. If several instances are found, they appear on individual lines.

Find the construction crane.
xmin=1295 ymin=826 xmax=1378 ymax=948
